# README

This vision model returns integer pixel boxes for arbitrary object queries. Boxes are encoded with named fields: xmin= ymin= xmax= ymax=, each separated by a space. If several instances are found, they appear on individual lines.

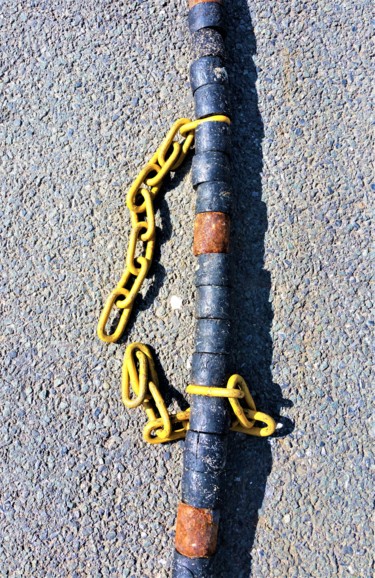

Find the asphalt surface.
xmin=0 ymin=1 xmax=373 ymax=577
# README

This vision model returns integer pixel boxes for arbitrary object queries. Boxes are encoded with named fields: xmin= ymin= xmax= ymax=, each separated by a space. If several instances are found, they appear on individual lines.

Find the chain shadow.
xmin=108 ymin=160 xmax=193 ymax=410
xmin=213 ymin=2 xmax=294 ymax=576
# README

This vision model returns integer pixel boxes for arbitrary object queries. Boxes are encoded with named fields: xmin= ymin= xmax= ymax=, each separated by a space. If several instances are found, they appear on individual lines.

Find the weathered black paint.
xmin=195 ymin=318 xmax=230 ymax=353
xmin=192 ymin=151 xmax=230 ymax=186
xmin=194 ymin=83 xmax=230 ymax=118
xmin=181 ymin=468 xmax=223 ymax=510
xmin=195 ymin=253 xmax=231 ymax=287
xmin=191 ymin=28 xmax=225 ymax=60
xmin=184 ymin=430 xmax=227 ymax=472
xmin=190 ymin=56 xmax=228 ymax=94
xmin=196 ymin=181 xmax=231 ymax=214
xmin=189 ymin=395 xmax=230 ymax=434
xmin=195 ymin=120 xmax=231 ymax=155
xmin=191 ymin=351 xmax=229 ymax=386
xmin=188 ymin=2 xmax=225 ymax=35
xmin=173 ymin=552 xmax=213 ymax=578
xmin=196 ymin=285 xmax=230 ymax=319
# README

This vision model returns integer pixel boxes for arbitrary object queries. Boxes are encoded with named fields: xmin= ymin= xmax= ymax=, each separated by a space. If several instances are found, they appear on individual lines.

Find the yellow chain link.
xmin=122 ymin=343 xmax=190 ymax=443
xmin=187 ymin=378 xmax=276 ymax=437
xmin=97 ymin=115 xmax=275 ymax=443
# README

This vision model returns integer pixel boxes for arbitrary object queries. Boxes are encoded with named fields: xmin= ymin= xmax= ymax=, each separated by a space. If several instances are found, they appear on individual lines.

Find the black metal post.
xmin=173 ymin=2 xmax=231 ymax=576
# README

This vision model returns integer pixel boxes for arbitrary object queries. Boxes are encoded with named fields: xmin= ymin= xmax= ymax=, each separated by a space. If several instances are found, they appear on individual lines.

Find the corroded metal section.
xmin=175 ymin=502 xmax=219 ymax=558
xmin=193 ymin=212 xmax=230 ymax=255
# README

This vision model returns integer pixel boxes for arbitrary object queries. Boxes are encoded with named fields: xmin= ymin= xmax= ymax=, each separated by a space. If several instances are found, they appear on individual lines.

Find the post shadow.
xmin=213 ymin=2 xmax=293 ymax=576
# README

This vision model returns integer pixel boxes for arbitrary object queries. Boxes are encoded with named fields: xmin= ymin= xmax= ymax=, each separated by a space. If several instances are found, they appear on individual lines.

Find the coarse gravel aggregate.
xmin=0 ymin=1 xmax=373 ymax=577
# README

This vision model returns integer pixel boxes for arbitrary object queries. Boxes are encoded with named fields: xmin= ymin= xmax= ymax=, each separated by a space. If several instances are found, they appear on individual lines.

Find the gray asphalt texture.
xmin=0 ymin=1 xmax=373 ymax=577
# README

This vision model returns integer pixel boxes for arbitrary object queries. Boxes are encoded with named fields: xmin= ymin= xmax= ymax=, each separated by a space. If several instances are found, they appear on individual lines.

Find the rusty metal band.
xmin=175 ymin=503 xmax=219 ymax=558
xmin=193 ymin=212 xmax=230 ymax=255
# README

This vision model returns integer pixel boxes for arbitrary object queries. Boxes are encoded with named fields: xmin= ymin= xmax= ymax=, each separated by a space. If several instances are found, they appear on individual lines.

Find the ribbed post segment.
xmin=173 ymin=2 xmax=231 ymax=576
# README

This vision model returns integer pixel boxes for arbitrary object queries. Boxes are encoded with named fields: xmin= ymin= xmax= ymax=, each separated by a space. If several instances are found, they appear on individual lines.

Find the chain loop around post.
xmin=118 ymin=342 xmax=275 ymax=445
xmin=187 ymin=379 xmax=276 ymax=438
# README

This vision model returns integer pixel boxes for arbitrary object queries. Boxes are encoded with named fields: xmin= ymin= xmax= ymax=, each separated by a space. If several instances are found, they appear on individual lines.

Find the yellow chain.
xmin=97 ymin=115 xmax=275 ymax=443
xmin=97 ymin=115 xmax=230 ymax=344
xmin=187 ymin=378 xmax=276 ymax=437
xmin=122 ymin=343 xmax=190 ymax=443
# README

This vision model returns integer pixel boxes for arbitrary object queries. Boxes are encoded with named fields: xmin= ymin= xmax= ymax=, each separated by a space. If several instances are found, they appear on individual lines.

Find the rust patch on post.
xmin=193 ymin=212 xmax=230 ymax=256
xmin=189 ymin=0 xmax=223 ymax=8
xmin=175 ymin=502 xmax=219 ymax=558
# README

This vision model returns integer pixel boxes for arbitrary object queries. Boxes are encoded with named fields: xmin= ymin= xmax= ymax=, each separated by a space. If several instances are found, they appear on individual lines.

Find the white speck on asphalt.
xmin=170 ymin=295 xmax=183 ymax=310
